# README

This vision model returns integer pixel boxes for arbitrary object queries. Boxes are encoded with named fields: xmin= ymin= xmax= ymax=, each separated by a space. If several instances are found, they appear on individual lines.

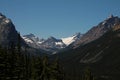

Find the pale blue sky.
xmin=0 ymin=0 xmax=120 ymax=38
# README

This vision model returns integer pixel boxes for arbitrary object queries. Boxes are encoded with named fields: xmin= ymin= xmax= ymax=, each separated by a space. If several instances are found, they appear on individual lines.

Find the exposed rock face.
xmin=23 ymin=34 xmax=66 ymax=53
xmin=40 ymin=36 xmax=66 ymax=52
xmin=113 ymin=23 xmax=120 ymax=31
xmin=0 ymin=13 xmax=25 ymax=47
xmin=73 ymin=15 xmax=120 ymax=48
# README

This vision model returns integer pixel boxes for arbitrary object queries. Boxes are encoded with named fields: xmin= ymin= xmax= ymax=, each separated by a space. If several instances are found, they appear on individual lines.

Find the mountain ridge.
xmin=22 ymin=32 xmax=82 ymax=53
xmin=73 ymin=15 xmax=120 ymax=48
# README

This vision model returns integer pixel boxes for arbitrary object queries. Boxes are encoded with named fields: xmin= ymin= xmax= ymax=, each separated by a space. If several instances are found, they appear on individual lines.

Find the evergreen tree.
xmin=83 ymin=67 xmax=94 ymax=80
xmin=24 ymin=48 xmax=30 ymax=80
xmin=31 ymin=56 xmax=37 ymax=80
xmin=0 ymin=47 xmax=6 ymax=80
xmin=9 ymin=42 xmax=16 ymax=79
xmin=40 ymin=56 xmax=50 ymax=80
xmin=50 ymin=57 xmax=64 ymax=80
xmin=34 ymin=56 xmax=42 ymax=80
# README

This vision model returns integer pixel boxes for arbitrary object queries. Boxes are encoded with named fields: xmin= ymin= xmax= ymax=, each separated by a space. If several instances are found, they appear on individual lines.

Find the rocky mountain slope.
xmin=73 ymin=15 xmax=120 ymax=48
xmin=0 ymin=13 xmax=26 ymax=47
xmin=0 ymin=13 xmax=48 ymax=55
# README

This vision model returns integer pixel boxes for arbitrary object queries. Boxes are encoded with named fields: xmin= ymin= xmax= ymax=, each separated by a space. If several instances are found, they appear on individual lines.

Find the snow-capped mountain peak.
xmin=22 ymin=34 xmax=45 ymax=48
xmin=73 ymin=15 xmax=120 ymax=48
xmin=108 ymin=14 xmax=114 ymax=19
xmin=61 ymin=33 xmax=82 ymax=46
xmin=22 ymin=33 xmax=82 ymax=53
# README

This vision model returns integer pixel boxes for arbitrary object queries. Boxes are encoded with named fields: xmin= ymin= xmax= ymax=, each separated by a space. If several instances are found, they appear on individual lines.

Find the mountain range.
xmin=0 ymin=12 xmax=82 ymax=54
xmin=1 ymin=12 xmax=120 ymax=55
xmin=22 ymin=32 xmax=82 ymax=54
xmin=0 ymin=13 xmax=120 ymax=80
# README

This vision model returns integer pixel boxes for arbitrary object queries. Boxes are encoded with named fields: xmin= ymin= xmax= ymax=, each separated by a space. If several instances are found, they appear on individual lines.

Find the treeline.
xmin=0 ymin=33 xmax=64 ymax=80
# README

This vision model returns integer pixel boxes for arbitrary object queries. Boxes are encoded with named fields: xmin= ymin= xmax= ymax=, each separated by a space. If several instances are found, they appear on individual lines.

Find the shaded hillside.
xmin=56 ymin=25 xmax=120 ymax=80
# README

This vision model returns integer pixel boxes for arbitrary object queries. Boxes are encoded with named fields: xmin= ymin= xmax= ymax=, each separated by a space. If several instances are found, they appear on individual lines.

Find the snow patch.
xmin=55 ymin=42 xmax=63 ymax=45
xmin=22 ymin=37 xmax=33 ymax=43
xmin=5 ymin=19 xmax=10 ymax=23
xmin=102 ymin=21 xmax=106 ymax=25
xmin=61 ymin=35 xmax=76 ymax=46
xmin=38 ymin=41 xmax=44 ymax=44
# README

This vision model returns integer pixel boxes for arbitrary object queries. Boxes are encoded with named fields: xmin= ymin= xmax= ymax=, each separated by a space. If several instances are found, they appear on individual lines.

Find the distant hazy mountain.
xmin=23 ymin=33 xmax=82 ymax=53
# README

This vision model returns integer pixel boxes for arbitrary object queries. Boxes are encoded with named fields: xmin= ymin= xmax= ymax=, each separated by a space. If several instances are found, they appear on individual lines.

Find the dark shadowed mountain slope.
xmin=0 ymin=13 xmax=26 ymax=47
xmin=56 ymin=23 xmax=120 ymax=80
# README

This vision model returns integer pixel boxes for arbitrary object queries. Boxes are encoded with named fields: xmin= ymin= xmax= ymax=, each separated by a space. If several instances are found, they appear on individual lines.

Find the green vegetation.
xmin=0 ymin=47 xmax=65 ymax=80
xmin=0 ymin=33 xmax=64 ymax=80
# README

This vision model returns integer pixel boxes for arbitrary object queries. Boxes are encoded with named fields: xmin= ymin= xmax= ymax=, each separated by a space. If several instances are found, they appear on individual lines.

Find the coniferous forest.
xmin=0 ymin=33 xmax=65 ymax=80
xmin=0 ymin=34 xmax=96 ymax=80
xmin=0 ymin=45 xmax=95 ymax=80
